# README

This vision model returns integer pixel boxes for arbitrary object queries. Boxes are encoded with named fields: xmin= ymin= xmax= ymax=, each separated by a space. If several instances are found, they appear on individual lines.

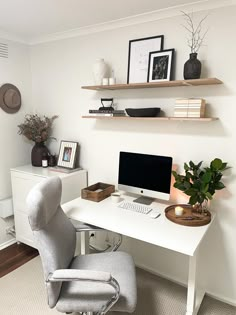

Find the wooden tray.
xmin=165 ymin=204 xmax=211 ymax=227
xmin=81 ymin=182 xmax=115 ymax=202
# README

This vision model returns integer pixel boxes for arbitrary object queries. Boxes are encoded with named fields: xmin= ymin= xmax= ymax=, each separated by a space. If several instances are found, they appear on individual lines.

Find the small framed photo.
xmin=57 ymin=141 xmax=78 ymax=169
xmin=147 ymin=49 xmax=175 ymax=83
xmin=127 ymin=35 xmax=164 ymax=84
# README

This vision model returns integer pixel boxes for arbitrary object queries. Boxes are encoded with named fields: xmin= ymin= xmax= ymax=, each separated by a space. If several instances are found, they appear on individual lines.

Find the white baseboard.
xmin=0 ymin=238 xmax=16 ymax=250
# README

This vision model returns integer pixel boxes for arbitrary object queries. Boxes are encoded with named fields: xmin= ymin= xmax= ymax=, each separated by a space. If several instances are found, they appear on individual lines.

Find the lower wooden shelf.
xmin=82 ymin=116 xmax=218 ymax=121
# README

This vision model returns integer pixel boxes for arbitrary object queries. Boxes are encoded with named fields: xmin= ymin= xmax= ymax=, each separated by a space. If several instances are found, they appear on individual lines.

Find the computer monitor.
xmin=118 ymin=151 xmax=173 ymax=205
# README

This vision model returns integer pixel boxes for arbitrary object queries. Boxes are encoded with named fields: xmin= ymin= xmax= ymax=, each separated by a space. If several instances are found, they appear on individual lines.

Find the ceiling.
xmin=0 ymin=0 xmax=202 ymax=43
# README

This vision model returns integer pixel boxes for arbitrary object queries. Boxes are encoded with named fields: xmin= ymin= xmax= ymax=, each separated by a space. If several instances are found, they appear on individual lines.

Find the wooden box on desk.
xmin=81 ymin=182 xmax=115 ymax=202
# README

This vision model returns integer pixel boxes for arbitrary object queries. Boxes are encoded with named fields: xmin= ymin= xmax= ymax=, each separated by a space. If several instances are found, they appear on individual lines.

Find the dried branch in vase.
xmin=18 ymin=114 xmax=58 ymax=143
xmin=181 ymin=11 xmax=208 ymax=53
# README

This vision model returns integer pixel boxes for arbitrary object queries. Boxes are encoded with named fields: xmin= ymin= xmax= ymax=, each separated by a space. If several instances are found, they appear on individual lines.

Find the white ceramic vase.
xmin=93 ymin=58 xmax=109 ymax=85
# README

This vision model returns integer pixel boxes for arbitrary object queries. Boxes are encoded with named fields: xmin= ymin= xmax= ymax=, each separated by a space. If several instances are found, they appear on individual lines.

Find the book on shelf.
xmin=89 ymin=109 xmax=125 ymax=114
xmin=48 ymin=166 xmax=82 ymax=173
xmin=175 ymin=98 xmax=206 ymax=104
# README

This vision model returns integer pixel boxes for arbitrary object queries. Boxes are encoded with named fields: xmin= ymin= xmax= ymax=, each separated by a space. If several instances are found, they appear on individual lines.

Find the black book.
xmin=89 ymin=109 xmax=125 ymax=114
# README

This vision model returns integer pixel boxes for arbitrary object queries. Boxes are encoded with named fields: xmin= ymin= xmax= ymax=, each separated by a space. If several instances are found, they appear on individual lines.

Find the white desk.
xmin=63 ymin=194 xmax=215 ymax=315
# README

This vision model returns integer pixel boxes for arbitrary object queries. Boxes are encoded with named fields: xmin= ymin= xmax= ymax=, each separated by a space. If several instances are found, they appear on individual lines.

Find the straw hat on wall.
xmin=0 ymin=83 xmax=21 ymax=113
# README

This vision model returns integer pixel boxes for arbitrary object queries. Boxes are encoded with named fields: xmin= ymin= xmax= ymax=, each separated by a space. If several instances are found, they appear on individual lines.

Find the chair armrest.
xmin=48 ymin=269 xmax=112 ymax=282
xmin=47 ymin=268 xmax=121 ymax=314
xmin=70 ymin=220 xmax=104 ymax=232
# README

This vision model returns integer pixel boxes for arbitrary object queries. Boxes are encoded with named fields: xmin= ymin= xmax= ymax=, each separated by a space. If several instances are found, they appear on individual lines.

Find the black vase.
xmin=184 ymin=53 xmax=201 ymax=80
xmin=31 ymin=142 xmax=49 ymax=167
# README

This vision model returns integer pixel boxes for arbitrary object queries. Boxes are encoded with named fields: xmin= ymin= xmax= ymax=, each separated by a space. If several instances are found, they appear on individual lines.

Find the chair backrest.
xmin=27 ymin=176 xmax=76 ymax=308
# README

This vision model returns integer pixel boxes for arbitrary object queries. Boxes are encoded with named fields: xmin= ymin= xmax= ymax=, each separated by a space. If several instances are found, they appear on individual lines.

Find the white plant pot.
xmin=93 ymin=59 xmax=109 ymax=85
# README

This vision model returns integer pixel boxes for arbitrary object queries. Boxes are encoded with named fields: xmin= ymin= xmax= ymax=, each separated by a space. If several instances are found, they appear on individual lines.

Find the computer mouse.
xmin=148 ymin=210 xmax=161 ymax=219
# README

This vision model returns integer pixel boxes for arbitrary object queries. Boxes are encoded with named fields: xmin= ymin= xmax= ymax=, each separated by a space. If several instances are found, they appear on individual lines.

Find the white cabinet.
xmin=10 ymin=165 xmax=87 ymax=248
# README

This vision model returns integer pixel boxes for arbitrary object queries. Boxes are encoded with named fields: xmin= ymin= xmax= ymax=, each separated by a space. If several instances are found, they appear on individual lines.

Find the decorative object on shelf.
xmin=182 ymin=11 xmax=208 ymax=79
xmin=147 ymin=49 xmax=175 ymax=82
xmin=57 ymin=140 xmax=78 ymax=169
xmin=184 ymin=53 xmax=202 ymax=80
xmin=165 ymin=204 xmax=211 ymax=226
xmin=172 ymin=158 xmax=229 ymax=214
xmin=93 ymin=58 xmax=109 ymax=85
xmin=174 ymin=98 xmax=206 ymax=118
xmin=42 ymin=152 xmax=48 ymax=168
xmin=125 ymin=107 xmax=160 ymax=117
xmin=127 ymin=35 xmax=164 ymax=84
xmin=175 ymin=206 xmax=184 ymax=216
xmin=48 ymin=154 xmax=57 ymax=167
xmin=0 ymin=83 xmax=21 ymax=114
xmin=81 ymin=182 xmax=115 ymax=202
xmin=99 ymin=98 xmax=114 ymax=111
xmin=18 ymin=114 xmax=58 ymax=167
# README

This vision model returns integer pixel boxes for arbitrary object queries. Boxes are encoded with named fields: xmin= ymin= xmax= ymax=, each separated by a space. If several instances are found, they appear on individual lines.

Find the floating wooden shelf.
xmin=82 ymin=116 xmax=218 ymax=122
xmin=81 ymin=78 xmax=222 ymax=91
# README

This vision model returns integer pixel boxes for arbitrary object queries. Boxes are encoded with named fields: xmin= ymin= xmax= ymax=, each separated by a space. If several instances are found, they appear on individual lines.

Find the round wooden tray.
xmin=165 ymin=204 xmax=211 ymax=227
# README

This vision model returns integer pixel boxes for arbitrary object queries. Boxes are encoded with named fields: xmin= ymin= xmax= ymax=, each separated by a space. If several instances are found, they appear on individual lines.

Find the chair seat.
xmin=56 ymin=251 xmax=137 ymax=313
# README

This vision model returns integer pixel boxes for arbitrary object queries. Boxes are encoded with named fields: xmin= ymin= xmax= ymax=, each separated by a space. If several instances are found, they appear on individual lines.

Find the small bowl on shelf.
xmin=125 ymin=107 xmax=160 ymax=117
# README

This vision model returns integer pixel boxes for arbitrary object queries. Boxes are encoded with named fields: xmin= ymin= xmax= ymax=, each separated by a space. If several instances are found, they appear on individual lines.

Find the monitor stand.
xmin=133 ymin=196 xmax=154 ymax=205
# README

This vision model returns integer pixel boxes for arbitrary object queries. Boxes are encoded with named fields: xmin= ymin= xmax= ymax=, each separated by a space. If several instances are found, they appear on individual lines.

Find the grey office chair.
xmin=27 ymin=176 xmax=137 ymax=315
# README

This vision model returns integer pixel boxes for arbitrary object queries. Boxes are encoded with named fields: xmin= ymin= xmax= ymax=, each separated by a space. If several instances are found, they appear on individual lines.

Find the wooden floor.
xmin=0 ymin=242 xmax=38 ymax=278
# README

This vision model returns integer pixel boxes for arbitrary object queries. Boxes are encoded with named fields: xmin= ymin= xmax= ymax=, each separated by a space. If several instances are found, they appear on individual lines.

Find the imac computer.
xmin=118 ymin=151 xmax=173 ymax=205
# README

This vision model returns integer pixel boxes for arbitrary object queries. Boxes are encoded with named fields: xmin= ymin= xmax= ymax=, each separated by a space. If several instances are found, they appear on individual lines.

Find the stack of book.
xmin=174 ymin=98 xmax=206 ymax=118
xmin=88 ymin=109 xmax=126 ymax=117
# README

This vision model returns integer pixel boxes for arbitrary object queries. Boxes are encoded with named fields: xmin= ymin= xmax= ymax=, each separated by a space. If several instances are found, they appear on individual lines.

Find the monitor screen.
xmin=118 ymin=151 xmax=173 ymax=202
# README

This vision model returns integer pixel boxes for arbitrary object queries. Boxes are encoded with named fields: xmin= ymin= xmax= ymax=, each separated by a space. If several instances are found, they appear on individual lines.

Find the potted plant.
xmin=172 ymin=158 xmax=229 ymax=214
xmin=18 ymin=114 xmax=58 ymax=167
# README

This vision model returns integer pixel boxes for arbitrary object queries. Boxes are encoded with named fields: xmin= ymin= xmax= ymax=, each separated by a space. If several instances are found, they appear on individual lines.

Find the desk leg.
xmin=186 ymin=249 xmax=205 ymax=315
xmin=80 ymin=231 xmax=89 ymax=255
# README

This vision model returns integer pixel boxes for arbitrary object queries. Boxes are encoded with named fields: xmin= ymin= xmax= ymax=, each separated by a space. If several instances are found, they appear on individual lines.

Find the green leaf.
xmin=205 ymin=192 xmax=213 ymax=200
xmin=202 ymin=172 xmax=212 ymax=183
xmin=211 ymin=158 xmax=222 ymax=170
xmin=184 ymin=181 xmax=191 ymax=189
xmin=172 ymin=170 xmax=178 ymax=179
xmin=189 ymin=195 xmax=198 ymax=205
xmin=184 ymin=188 xmax=198 ymax=196
xmin=215 ymin=182 xmax=225 ymax=190
xmin=184 ymin=163 xmax=189 ymax=171
xmin=189 ymin=160 xmax=195 ymax=168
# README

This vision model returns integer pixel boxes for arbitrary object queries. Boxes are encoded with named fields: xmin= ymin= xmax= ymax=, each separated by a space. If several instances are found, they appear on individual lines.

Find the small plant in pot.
xmin=172 ymin=158 xmax=229 ymax=214
xmin=18 ymin=114 xmax=58 ymax=167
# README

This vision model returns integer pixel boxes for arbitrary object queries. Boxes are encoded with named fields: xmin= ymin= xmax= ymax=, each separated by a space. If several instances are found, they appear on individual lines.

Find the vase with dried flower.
xmin=182 ymin=11 xmax=208 ymax=79
xmin=18 ymin=114 xmax=58 ymax=167
xmin=172 ymin=158 xmax=229 ymax=215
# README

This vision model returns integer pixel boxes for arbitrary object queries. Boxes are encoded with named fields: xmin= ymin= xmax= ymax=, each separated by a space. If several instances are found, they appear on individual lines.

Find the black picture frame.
xmin=147 ymin=49 xmax=175 ymax=83
xmin=57 ymin=140 xmax=78 ymax=169
xmin=127 ymin=35 xmax=164 ymax=84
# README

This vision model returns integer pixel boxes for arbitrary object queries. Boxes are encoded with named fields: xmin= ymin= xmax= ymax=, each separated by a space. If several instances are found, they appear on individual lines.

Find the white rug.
xmin=0 ymin=257 xmax=61 ymax=315
xmin=1 ymin=256 xmax=235 ymax=315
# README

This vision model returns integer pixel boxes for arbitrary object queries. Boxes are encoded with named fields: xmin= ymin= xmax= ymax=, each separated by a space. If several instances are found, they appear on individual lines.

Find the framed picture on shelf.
xmin=147 ymin=49 xmax=175 ymax=83
xmin=57 ymin=141 xmax=78 ymax=169
xmin=127 ymin=35 xmax=164 ymax=84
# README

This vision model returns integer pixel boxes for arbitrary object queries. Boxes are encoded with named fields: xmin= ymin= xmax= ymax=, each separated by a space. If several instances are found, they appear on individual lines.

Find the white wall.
xmin=30 ymin=5 xmax=236 ymax=305
xmin=0 ymin=39 xmax=32 ymax=248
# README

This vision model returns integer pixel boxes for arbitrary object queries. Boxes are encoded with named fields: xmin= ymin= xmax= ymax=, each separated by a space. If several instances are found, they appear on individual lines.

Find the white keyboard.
xmin=118 ymin=201 xmax=153 ymax=215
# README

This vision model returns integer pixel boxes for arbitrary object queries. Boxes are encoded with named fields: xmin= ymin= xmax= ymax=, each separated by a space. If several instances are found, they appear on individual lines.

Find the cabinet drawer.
xmin=11 ymin=175 xmax=43 ymax=212
xmin=14 ymin=211 xmax=36 ymax=248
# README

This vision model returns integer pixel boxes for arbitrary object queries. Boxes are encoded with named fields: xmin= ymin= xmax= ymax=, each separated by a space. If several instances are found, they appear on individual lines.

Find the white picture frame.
xmin=127 ymin=35 xmax=164 ymax=84
xmin=57 ymin=141 xmax=78 ymax=169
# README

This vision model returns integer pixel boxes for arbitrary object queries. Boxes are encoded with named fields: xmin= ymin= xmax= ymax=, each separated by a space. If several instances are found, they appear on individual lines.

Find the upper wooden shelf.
xmin=81 ymin=78 xmax=222 ymax=91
